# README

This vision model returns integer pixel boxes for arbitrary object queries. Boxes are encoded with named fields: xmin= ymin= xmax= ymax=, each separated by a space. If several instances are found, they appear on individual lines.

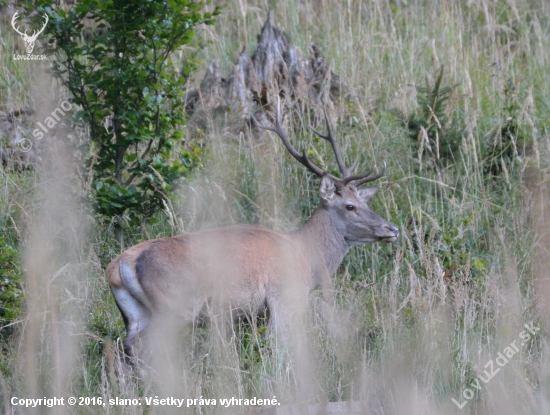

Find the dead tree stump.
xmin=183 ymin=12 xmax=349 ymax=139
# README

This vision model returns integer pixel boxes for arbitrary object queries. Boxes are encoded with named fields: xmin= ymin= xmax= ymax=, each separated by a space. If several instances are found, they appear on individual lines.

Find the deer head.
xmin=255 ymin=98 xmax=399 ymax=248
xmin=12 ymin=11 xmax=48 ymax=55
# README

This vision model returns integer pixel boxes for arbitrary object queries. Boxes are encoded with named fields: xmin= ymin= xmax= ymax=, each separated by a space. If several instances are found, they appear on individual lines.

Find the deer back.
xmin=108 ymin=225 xmax=312 ymax=314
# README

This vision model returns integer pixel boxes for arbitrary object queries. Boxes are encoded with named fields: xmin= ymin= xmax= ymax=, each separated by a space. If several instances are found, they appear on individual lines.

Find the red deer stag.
xmin=107 ymin=99 xmax=399 ymax=359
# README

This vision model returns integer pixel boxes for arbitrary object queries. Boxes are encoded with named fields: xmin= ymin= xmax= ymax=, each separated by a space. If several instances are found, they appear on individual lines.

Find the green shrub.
xmin=402 ymin=65 xmax=465 ymax=168
xmin=29 ymin=0 xmax=220 ymax=245
xmin=0 ymin=237 xmax=23 ymax=337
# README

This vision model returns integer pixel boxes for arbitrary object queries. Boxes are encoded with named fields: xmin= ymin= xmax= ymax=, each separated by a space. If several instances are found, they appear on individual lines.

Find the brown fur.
xmin=108 ymin=225 xmax=310 ymax=297
xmin=108 ymin=224 xmax=314 ymax=358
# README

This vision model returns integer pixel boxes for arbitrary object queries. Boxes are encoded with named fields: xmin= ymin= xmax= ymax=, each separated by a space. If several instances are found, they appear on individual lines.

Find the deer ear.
xmin=319 ymin=175 xmax=336 ymax=202
xmin=357 ymin=186 xmax=378 ymax=202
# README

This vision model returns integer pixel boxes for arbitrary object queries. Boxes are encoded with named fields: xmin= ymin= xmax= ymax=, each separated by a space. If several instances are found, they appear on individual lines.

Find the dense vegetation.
xmin=1 ymin=1 xmax=549 ymax=414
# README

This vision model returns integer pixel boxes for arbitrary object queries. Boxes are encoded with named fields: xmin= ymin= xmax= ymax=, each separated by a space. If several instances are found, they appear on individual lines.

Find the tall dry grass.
xmin=1 ymin=0 xmax=550 ymax=414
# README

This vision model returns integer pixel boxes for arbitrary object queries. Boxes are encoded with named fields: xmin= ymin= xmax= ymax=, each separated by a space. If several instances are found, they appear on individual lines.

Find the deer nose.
xmin=384 ymin=224 xmax=399 ymax=236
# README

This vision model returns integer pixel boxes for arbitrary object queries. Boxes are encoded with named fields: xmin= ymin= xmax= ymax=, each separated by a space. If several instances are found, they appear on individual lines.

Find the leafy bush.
xmin=30 ymin=0 xmax=220 ymax=244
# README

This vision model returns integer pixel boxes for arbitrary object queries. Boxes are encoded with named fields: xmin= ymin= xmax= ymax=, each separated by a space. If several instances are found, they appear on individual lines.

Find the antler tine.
xmin=348 ymin=161 xmax=387 ymax=187
xmin=348 ymin=157 xmax=359 ymax=174
xmin=35 ymin=13 xmax=49 ymax=37
xmin=253 ymin=97 xmax=327 ymax=179
xmin=340 ymin=167 xmax=376 ymax=184
xmin=11 ymin=11 xmax=27 ymax=37
xmin=309 ymin=107 xmax=355 ymax=178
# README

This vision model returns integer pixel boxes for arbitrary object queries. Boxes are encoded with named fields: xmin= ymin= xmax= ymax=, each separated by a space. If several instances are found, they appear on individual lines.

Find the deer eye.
xmin=345 ymin=205 xmax=355 ymax=211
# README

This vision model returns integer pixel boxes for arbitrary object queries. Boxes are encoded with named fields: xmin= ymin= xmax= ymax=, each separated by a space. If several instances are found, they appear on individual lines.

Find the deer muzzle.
xmin=379 ymin=224 xmax=399 ymax=242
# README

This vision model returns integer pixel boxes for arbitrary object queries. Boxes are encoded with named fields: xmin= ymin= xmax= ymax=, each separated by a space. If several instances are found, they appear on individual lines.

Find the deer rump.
xmin=108 ymin=225 xmax=315 ymax=355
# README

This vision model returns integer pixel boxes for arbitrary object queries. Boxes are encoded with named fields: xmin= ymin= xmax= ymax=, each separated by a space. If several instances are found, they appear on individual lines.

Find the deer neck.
xmin=292 ymin=207 xmax=349 ymax=275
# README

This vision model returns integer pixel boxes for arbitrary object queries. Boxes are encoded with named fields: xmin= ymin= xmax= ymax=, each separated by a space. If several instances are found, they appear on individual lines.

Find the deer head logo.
xmin=11 ymin=11 xmax=49 ymax=55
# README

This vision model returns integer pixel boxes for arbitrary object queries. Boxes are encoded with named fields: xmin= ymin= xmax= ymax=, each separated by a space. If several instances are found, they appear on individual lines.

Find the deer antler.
xmin=351 ymin=161 xmax=386 ymax=186
xmin=31 ymin=13 xmax=49 ymax=40
xmin=11 ymin=12 xmax=48 ymax=40
xmin=11 ymin=11 xmax=28 ymax=37
xmin=309 ymin=110 xmax=385 ymax=186
xmin=253 ymin=97 xmax=328 ymax=179
xmin=309 ymin=107 xmax=358 ymax=179
xmin=254 ymin=97 xmax=386 ymax=188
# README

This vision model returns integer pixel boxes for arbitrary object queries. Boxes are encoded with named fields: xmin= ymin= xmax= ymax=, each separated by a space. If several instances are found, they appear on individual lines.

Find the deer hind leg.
xmin=112 ymin=259 xmax=154 ymax=360
xmin=266 ymin=294 xmax=300 ymax=349
xmin=111 ymin=285 xmax=150 ymax=358
xmin=266 ymin=297 xmax=286 ymax=340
